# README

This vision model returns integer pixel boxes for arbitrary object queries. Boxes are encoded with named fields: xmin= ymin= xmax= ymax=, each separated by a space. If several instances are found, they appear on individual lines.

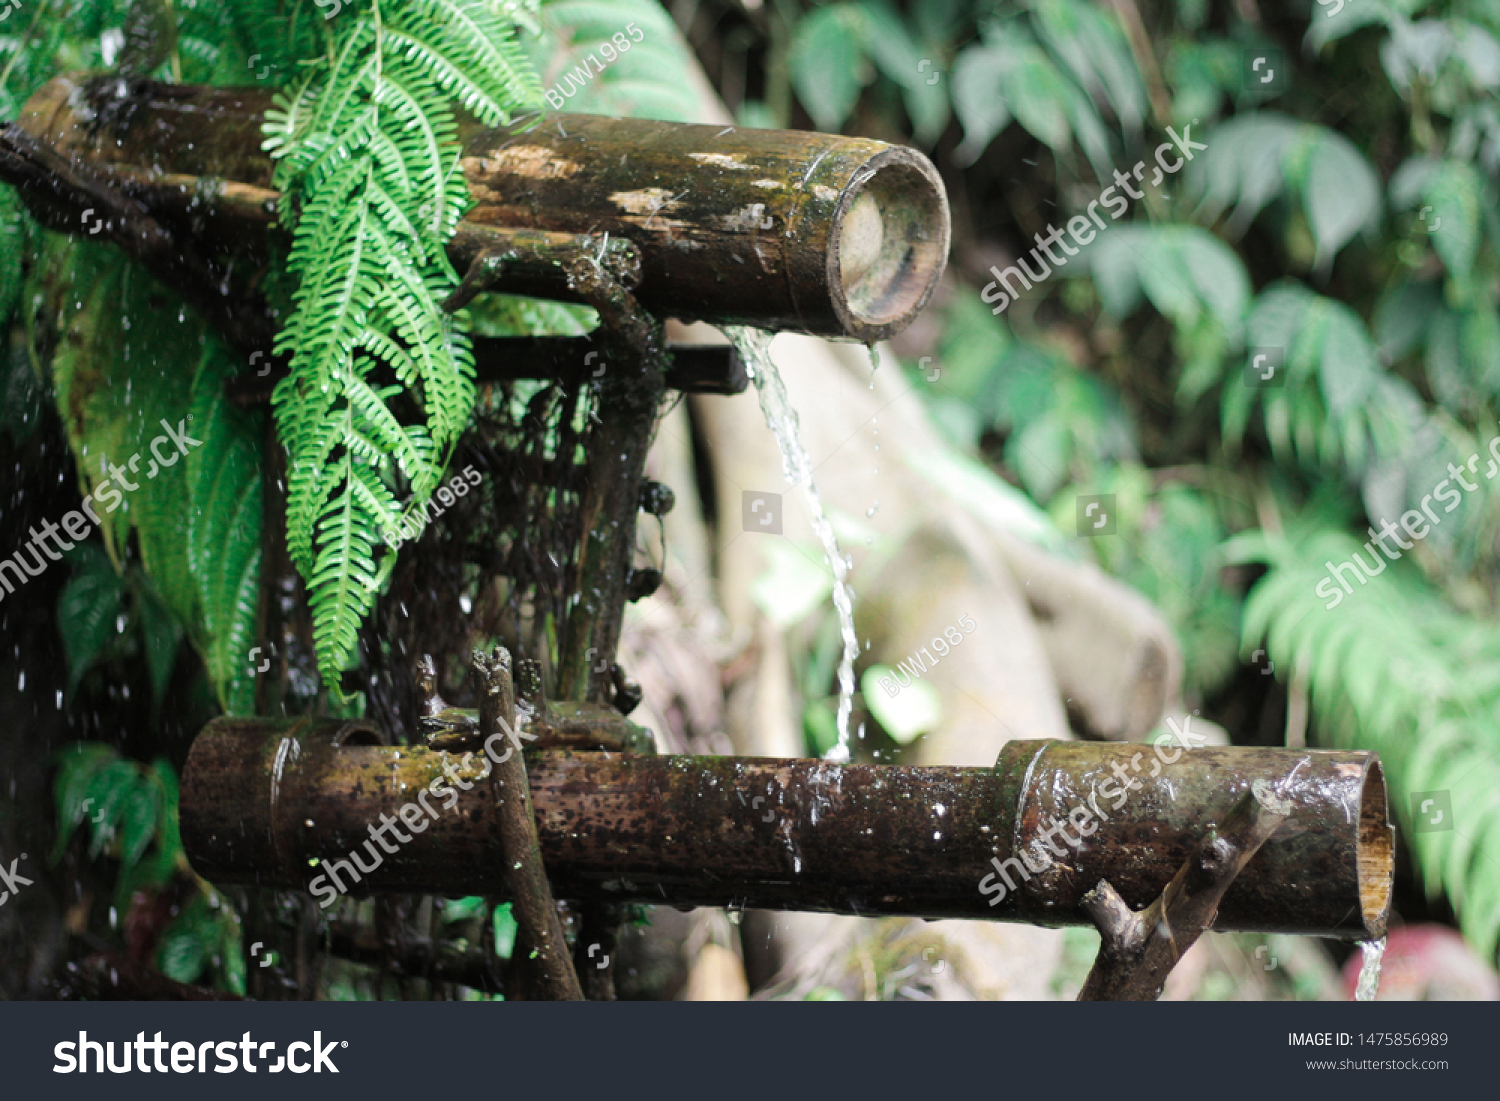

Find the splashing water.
xmin=727 ymin=327 xmax=860 ymax=764
xmin=1354 ymin=936 xmax=1385 ymax=1001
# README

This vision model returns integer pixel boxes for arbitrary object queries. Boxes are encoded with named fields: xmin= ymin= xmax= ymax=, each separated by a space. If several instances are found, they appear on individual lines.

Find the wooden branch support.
xmin=473 ymin=647 xmax=582 ymax=1001
xmin=1076 ymin=767 xmax=1302 ymax=1000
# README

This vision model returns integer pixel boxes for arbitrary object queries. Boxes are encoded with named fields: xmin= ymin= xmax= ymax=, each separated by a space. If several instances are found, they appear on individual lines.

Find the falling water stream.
xmin=727 ymin=327 xmax=860 ymax=764
xmin=1354 ymin=936 xmax=1386 ymax=1001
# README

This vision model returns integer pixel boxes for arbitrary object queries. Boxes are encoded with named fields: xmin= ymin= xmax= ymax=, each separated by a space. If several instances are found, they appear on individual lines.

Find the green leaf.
xmin=1460 ymin=308 xmax=1500 ymax=394
xmin=118 ymin=780 xmax=160 ymax=872
xmin=443 ymin=896 xmax=486 ymax=922
xmin=788 ymin=4 xmax=866 ymax=131
xmin=1002 ymin=44 xmax=1075 ymax=153
xmin=750 ymin=540 xmax=834 ymax=629
xmin=1033 ymin=0 xmax=1147 ymax=135
xmin=1301 ymin=128 xmax=1382 ymax=267
xmin=492 ymin=901 xmax=517 ymax=959
xmin=157 ymin=894 xmax=214 ymax=984
xmin=862 ymin=665 xmax=942 ymax=745
xmin=1008 ymin=414 xmax=1072 ymax=502
xmin=84 ymin=760 xmax=138 ymax=860
xmin=1375 ymin=281 xmax=1442 ymax=361
xmin=133 ymin=577 xmax=183 ymax=715
xmin=532 ymin=0 xmax=702 ymax=122
xmin=57 ymin=546 xmax=127 ymax=699
xmin=51 ymin=743 xmax=120 ymax=862
xmin=1318 ymin=303 xmax=1380 ymax=418
xmin=0 ymin=188 xmax=22 ymax=328
xmin=1422 ymin=160 xmax=1484 ymax=285
xmin=148 ymin=757 xmax=184 ymax=871
xmin=952 ymin=44 xmax=1011 ymax=162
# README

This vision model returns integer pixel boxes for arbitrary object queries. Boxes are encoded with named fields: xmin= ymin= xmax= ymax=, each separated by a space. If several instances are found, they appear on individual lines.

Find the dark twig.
xmin=1077 ymin=764 xmax=1305 ymax=1000
xmin=473 ymin=646 xmax=582 ymax=1000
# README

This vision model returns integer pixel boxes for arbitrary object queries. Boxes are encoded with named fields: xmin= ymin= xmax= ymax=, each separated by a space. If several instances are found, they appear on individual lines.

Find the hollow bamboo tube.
xmin=180 ymin=721 xmax=1391 ymax=939
xmin=17 ymin=76 xmax=949 ymax=341
xmin=460 ymin=113 xmax=950 ymax=340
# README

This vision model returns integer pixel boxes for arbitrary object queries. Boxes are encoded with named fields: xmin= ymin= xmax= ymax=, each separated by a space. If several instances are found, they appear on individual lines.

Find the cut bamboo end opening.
xmin=1358 ymin=756 xmax=1394 ymax=937
xmin=832 ymin=150 xmax=950 ymax=338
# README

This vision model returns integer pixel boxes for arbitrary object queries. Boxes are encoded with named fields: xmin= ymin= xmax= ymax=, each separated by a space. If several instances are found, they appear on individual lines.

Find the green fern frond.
xmin=267 ymin=0 xmax=540 ymax=690
xmin=1235 ymin=522 xmax=1500 ymax=960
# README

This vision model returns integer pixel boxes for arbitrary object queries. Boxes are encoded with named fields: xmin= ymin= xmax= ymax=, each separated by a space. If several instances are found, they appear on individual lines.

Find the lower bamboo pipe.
xmin=180 ymin=720 xmax=1392 ymax=939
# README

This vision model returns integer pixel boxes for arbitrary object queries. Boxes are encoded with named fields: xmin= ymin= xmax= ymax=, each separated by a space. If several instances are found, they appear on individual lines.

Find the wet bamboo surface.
xmin=16 ymin=75 xmax=949 ymax=341
xmin=182 ymin=721 xmax=1392 ymax=939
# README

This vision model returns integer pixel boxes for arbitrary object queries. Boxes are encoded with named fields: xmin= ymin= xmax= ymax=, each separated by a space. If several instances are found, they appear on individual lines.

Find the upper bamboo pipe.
xmin=17 ymin=75 xmax=949 ymax=341
xmin=180 ymin=719 xmax=1392 ymax=939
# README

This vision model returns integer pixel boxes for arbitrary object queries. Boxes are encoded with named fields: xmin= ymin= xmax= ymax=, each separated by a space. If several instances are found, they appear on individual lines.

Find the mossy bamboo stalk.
xmin=14 ymin=75 xmax=949 ymax=341
xmin=181 ymin=724 xmax=1392 ymax=940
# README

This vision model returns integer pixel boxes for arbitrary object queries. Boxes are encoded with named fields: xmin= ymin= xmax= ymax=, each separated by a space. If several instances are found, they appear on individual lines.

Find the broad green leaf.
xmin=952 ymin=44 xmax=1012 ymax=162
xmin=1033 ymin=0 xmax=1146 ymax=134
xmin=157 ymin=894 xmax=214 ymax=984
xmin=1460 ymin=308 xmax=1500 ymax=394
xmin=1452 ymin=20 xmax=1500 ymax=89
xmin=1008 ymin=414 xmax=1072 ymax=502
xmin=1301 ymin=129 xmax=1382 ymax=267
xmin=857 ymin=0 xmax=925 ymax=89
xmin=134 ymin=579 xmax=183 ymax=715
xmin=1318 ymin=303 xmax=1380 ymax=417
xmin=861 ymin=665 xmax=942 ymax=745
xmin=57 ymin=546 xmax=127 ymax=698
xmin=148 ymin=757 xmax=184 ymax=871
xmin=0 ymin=188 xmax=21 ymax=328
xmin=50 ymin=743 xmax=120 ymax=862
xmin=84 ymin=760 xmax=138 ymax=860
xmin=788 ymin=4 xmax=866 ymax=131
xmin=1002 ymin=45 xmax=1075 ymax=153
xmin=1375 ymin=281 xmax=1442 ymax=361
xmin=493 ymin=901 xmax=517 ymax=958
xmin=751 ymin=540 xmax=834 ymax=629
xmin=442 ymin=896 xmax=487 ymax=922
xmin=1423 ymin=160 xmax=1484 ymax=285
xmin=1305 ymin=0 xmax=1391 ymax=52
xmin=1191 ymin=113 xmax=1300 ymax=229
xmin=533 ymin=0 xmax=702 ymax=122
xmin=118 ymin=780 xmax=160 ymax=872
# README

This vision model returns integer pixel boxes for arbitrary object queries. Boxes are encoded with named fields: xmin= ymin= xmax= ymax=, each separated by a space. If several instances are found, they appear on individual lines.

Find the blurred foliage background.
xmin=669 ymin=0 xmax=1500 ymax=962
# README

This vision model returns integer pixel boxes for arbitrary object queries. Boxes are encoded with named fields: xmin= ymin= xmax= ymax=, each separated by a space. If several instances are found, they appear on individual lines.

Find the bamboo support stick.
xmin=1077 ymin=774 xmax=1296 ymax=1000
